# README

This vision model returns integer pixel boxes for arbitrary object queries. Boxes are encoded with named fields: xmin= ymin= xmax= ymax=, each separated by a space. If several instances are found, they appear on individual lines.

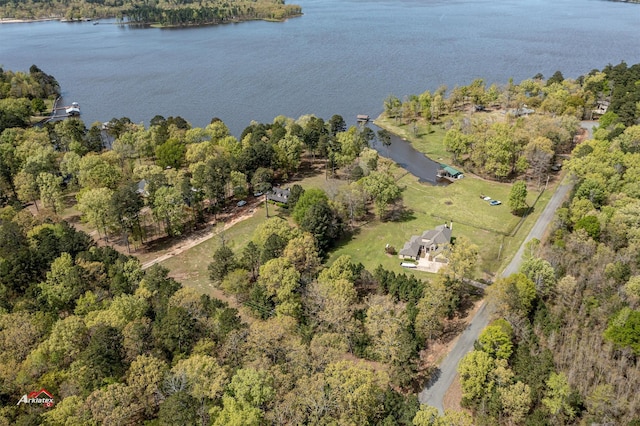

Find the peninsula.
xmin=0 ymin=0 xmax=302 ymax=27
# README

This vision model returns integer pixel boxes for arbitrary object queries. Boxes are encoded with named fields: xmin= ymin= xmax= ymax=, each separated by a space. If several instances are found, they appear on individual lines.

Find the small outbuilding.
xmin=437 ymin=164 xmax=464 ymax=181
xmin=267 ymin=187 xmax=291 ymax=204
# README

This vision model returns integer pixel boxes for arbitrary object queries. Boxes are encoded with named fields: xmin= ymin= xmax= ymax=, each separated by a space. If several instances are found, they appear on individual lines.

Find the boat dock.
xmin=47 ymin=100 xmax=81 ymax=120
xmin=357 ymin=114 xmax=370 ymax=123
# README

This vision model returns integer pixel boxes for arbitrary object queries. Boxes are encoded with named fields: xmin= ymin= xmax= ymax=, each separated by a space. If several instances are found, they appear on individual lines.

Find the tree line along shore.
xmin=0 ymin=0 xmax=302 ymax=27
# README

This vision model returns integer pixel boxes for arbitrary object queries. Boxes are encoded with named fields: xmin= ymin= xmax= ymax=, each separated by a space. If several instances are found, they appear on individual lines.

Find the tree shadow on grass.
xmin=329 ymin=226 xmax=362 ymax=252
xmin=385 ymin=204 xmax=416 ymax=223
xmin=513 ymin=206 xmax=535 ymax=217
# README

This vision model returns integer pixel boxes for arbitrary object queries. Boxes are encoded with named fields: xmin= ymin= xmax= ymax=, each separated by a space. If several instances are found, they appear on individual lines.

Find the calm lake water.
xmin=1 ymin=0 xmax=640 ymax=136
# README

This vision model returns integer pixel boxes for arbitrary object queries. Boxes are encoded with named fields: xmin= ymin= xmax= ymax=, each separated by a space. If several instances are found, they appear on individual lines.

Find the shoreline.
xmin=0 ymin=12 xmax=302 ymax=26
xmin=0 ymin=17 xmax=61 ymax=24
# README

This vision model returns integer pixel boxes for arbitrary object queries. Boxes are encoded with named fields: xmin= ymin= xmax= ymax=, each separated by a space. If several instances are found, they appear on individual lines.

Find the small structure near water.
xmin=356 ymin=114 xmax=370 ymax=123
xmin=65 ymin=102 xmax=80 ymax=116
xmin=437 ymin=164 xmax=464 ymax=182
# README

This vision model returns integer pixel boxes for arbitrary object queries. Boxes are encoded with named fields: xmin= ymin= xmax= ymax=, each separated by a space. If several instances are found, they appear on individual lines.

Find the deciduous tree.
xmin=499 ymin=381 xmax=532 ymax=424
xmin=37 ymin=252 xmax=84 ymax=312
xmin=37 ymin=172 xmax=64 ymax=214
xmin=508 ymin=180 xmax=528 ymax=215
xmin=127 ymin=354 xmax=168 ymax=417
xmin=170 ymin=354 xmax=227 ymax=401
xmin=477 ymin=324 xmax=513 ymax=359
xmin=152 ymin=185 xmax=187 ymax=236
xmin=364 ymin=294 xmax=413 ymax=364
xmin=444 ymin=236 xmax=479 ymax=280
xmin=489 ymin=273 xmax=537 ymax=323
xmin=359 ymin=170 xmax=402 ymax=219
xmin=542 ymin=372 xmax=576 ymax=420
xmin=77 ymin=187 xmax=116 ymax=238
xmin=458 ymin=350 xmax=495 ymax=402
xmin=283 ymin=232 xmax=321 ymax=280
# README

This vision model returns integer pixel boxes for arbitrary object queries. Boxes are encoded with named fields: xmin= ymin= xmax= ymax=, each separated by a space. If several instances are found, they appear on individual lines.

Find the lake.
xmin=1 ymin=0 xmax=640 ymax=137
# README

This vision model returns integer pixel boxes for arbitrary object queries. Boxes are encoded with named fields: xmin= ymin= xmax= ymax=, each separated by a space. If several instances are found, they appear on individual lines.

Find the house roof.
xmin=399 ymin=235 xmax=422 ymax=257
xmin=267 ymin=187 xmax=291 ymax=203
xmin=421 ymin=224 xmax=452 ymax=246
xmin=136 ymin=179 xmax=149 ymax=197
xmin=399 ymin=224 xmax=452 ymax=257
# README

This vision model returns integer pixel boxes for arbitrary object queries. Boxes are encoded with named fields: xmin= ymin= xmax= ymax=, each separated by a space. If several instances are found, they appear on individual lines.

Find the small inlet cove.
xmin=370 ymin=126 xmax=443 ymax=184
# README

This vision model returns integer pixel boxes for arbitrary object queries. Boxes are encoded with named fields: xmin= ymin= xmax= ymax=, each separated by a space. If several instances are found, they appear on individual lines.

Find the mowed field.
xmin=328 ymin=163 xmax=553 ymax=280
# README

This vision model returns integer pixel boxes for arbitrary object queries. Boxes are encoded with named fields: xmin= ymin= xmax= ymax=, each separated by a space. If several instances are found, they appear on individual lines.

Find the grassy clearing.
xmin=158 ymin=168 xmax=347 ymax=293
xmin=158 ymin=160 xmax=556 ymax=288
xmin=160 ymin=206 xmax=270 ymax=296
xmin=329 ymin=164 xmax=553 ymax=279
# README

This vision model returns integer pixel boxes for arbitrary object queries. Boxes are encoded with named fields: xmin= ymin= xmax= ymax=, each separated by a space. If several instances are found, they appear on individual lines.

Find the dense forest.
xmin=434 ymin=64 xmax=640 ymax=424
xmin=2 ymin=62 xmax=640 ymax=424
xmin=0 ymin=66 xmax=482 ymax=424
xmin=0 ymin=0 xmax=302 ymax=27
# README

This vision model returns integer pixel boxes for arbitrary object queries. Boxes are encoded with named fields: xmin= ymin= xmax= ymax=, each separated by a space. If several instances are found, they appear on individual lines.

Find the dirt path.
xmin=141 ymin=206 xmax=259 ymax=270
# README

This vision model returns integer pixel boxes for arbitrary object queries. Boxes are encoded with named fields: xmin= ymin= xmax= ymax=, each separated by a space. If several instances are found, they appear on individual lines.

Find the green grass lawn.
xmin=158 ymin=169 xmax=347 ymax=293
xmin=160 ymin=206 xmax=270 ymax=296
xmin=329 ymin=165 xmax=553 ymax=280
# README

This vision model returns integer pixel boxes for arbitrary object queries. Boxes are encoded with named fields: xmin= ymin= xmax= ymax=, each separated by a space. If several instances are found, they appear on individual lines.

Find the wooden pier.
xmin=39 ymin=98 xmax=81 ymax=124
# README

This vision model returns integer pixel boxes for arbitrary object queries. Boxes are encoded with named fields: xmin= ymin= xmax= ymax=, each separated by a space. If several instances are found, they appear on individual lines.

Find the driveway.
xmin=418 ymin=176 xmax=574 ymax=412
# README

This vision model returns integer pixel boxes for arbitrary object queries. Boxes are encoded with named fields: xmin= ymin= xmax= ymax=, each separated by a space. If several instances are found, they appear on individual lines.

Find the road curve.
xmin=418 ymin=176 xmax=574 ymax=412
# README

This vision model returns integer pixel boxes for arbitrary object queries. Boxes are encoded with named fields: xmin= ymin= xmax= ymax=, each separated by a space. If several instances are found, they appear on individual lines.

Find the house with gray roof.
xmin=136 ymin=179 xmax=149 ymax=197
xmin=398 ymin=223 xmax=453 ymax=265
xmin=267 ymin=187 xmax=291 ymax=204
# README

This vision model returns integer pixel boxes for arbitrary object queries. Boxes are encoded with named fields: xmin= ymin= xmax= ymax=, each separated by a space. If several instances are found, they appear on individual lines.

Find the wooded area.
xmin=435 ymin=63 xmax=640 ymax=425
xmin=382 ymin=63 xmax=640 ymax=184
xmin=2 ymin=62 xmax=640 ymax=424
xmin=0 ymin=66 xmax=59 ymax=131
xmin=0 ymin=0 xmax=302 ymax=26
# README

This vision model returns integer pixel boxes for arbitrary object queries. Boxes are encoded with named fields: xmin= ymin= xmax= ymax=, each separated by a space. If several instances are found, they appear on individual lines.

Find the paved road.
xmin=418 ymin=176 xmax=574 ymax=412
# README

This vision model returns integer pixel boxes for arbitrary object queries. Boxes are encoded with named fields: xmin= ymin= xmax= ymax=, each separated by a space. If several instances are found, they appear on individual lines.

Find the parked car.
xmin=253 ymin=192 xmax=263 ymax=197
xmin=489 ymin=200 xmax=501 ymax=206
xmin=483 ymin=196 xmax=492 ymax=201
xmin=236 ymin=200 xmax=247 ymax=207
